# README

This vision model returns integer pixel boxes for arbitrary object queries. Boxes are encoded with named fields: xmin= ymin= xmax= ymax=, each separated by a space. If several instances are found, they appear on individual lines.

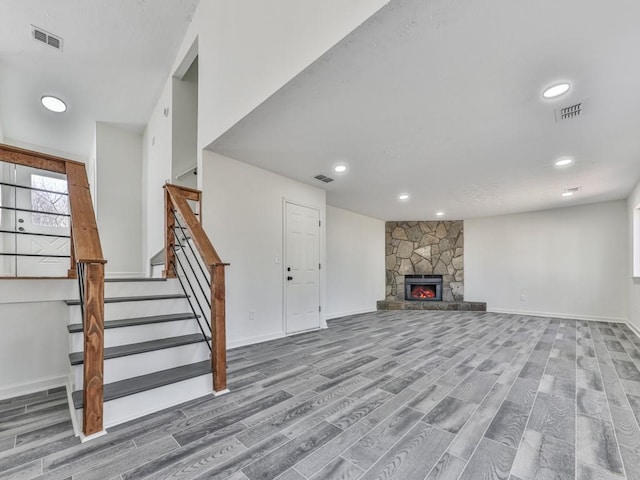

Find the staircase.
xmin=0 ymin=146 xmax=228 ymax=439
xmin=65 ymin=277 xmax=213 ymax=435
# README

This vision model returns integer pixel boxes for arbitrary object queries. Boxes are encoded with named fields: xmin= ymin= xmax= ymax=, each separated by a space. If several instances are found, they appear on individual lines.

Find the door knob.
xmin=18 ymin=218 xmax=24 ymax=223
xmin=287 ymin=276 xmax=293 ymax=281
xmin=18 ymin=227 xmax=24 ymax=232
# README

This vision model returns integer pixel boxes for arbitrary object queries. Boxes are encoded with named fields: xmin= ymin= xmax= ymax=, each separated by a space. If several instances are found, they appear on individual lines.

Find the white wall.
xmin=628 ymin=181 xmax=640 ymax=331
xmin=87 ymin=127 xmax=97 ymax=208
xmin=96 ymin=123 xmax=143 ymax=277
xmin=0 ymin=280 xmax=76 ymax=399
xmin=2 ymin=138 xmax=85 ymax=163
xmin=465 ymin=200 xmax=628 ymax=322
xmin=142 ymin=81 xmax=173 ymax=273
xmin=326 ymin=205 xmax=385 ymax=319
xmin=141 ymin=0 xmax=387 ymax=271
xmin=201 ymin=151 xmax=326 ymax=348
xmin=172 ymin=59 xmax=198 ymax=189
xmin=182 ymin=0 xmax=389 ymax=149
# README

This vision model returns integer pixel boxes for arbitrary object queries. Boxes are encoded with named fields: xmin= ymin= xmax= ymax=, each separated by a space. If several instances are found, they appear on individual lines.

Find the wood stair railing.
xmin=164 ymin=183 xmax=228 ymax=392
xmin=0 ymin=144 xmax=106 ymax=436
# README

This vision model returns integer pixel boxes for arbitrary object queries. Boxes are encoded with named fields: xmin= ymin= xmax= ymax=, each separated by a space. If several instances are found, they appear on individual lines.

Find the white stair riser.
xmin=150 ymin=264 xmax=165 ymax=278
xmin=71 ymin=342 xmax=210 ymax=387
xmin=104 ymin=279 xmax=182 ymax=298
xmin=69 ymin=319 xmax=206 ymax=351
xmin=68 ymin=298 xmax=193 ymax=324
xmin=73 ymin=373 xmax=213 ymax=433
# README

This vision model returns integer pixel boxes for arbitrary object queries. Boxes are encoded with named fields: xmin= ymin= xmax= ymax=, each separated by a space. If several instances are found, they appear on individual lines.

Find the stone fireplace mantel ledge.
xmin=377 ymin=300 xmax=487 ymax=311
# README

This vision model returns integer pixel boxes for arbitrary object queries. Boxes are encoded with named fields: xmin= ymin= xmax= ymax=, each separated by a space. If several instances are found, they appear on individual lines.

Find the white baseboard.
xmin=488 ymin=307 xmax=627 ymax=324
xmin=325 ymin=308 xmax=377 ymax=320
xmin=80 ymin=429 xmax=108 ymax=443
xmin=0 ymin=375 xmax=67 ymax=401
xmin=227 ymin=332 xmax=285 ymax=350
xmin=626 ymin=321 xmax=640 ymax=339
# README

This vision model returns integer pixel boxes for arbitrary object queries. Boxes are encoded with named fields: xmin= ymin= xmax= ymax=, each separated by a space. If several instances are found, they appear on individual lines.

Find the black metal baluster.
xmin=76 ymin=262 xmax=85 ymax=326
xmin=172 ymin=210 xmax=211 ymax=287
xmin=169 ymin=252 xmax=212 ymax=351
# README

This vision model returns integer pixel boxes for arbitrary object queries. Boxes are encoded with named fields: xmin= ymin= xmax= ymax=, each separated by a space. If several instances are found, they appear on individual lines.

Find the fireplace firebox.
xmin=405 ymin=275 xmax=443 ymax=301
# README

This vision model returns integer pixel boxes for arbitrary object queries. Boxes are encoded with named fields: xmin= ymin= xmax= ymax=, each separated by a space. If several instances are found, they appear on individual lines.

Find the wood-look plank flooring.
xmin=2 ymin=311 xmax=640 ymax=479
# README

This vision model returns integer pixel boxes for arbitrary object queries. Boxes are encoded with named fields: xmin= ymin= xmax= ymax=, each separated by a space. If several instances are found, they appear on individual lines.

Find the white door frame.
xmin=283 ymin=198 xmax=322 ymax=335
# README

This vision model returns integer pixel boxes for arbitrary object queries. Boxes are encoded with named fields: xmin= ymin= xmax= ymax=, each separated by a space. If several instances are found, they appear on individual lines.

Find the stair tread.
xmin=71 ymin=360 xmax=211 ymax=409
xmin=69 ymin=333 xmax=208 ymax=365
xmin=65 ymin=293 xmax=187 ymax=306
xmin=105 ymin=278 xmax=167 ymax=282
xmin=67 ymin=313 xmax=200 ymax=333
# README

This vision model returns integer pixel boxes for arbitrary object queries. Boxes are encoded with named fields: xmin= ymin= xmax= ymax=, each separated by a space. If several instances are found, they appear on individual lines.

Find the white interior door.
xmin=285 ymin=202 xmax=320 ymax=334
xmin=14 ymin=166 xmax=70 ymax=277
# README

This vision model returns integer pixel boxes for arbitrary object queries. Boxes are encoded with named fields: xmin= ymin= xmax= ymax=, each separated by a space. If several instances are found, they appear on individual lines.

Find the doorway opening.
xmin=172 ymin=47 xmax=198 ymax=190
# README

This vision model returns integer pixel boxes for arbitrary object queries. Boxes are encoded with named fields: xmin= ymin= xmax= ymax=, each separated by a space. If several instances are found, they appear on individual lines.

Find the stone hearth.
xmin=377 ymin=300 xmax=486 ymax=311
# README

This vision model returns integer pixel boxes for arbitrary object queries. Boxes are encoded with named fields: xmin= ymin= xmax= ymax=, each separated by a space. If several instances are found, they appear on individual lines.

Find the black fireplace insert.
xmin=405 ymin=274 xmax=443 ymax=301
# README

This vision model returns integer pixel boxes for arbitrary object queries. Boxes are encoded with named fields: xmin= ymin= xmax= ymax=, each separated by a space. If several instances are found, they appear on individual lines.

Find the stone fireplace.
xmin=385 ymin=221 xmax=464 ymax=302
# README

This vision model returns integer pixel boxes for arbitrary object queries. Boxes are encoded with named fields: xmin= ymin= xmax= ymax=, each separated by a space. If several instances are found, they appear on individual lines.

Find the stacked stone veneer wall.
xmin=385 ymin=221 xmax=464 ymax=302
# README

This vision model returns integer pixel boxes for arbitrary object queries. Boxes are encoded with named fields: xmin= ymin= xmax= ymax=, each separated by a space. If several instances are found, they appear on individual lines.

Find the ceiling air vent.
xmin=31 ymin=25 xmax=63 ymax=51
xmin=313 ymin=174 xmax=334 ymax=183
xmin=555 ymin=102 xmax=582 ymax=122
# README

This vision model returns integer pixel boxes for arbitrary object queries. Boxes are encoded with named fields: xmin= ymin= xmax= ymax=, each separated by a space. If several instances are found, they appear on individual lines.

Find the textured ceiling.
xmin=210 ymin=0 xmax=640 ymax=220
xmin=0 ymin=0 xmax=199 ymax=159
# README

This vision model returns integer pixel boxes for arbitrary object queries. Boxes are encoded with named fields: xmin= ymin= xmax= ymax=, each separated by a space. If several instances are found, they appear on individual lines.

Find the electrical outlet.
xmin=520 ymin=294 xmax=526 ymax=302
xmin=249 ymin=310 xmax=255 ymax=321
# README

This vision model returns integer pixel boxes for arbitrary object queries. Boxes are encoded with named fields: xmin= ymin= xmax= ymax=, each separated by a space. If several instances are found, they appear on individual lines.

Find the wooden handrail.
xmin=0 ymin=144 xmax=105 ymax=436
xmin=0 ymin=143 xmax=76 ymax=173
xmin=164 ymin=183 xmax=228 ymax=392
xmin=165 ymin=186 xmax=223 ymax=265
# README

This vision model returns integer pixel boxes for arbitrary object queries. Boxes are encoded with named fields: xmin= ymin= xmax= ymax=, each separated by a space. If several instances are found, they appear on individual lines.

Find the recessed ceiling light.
xmin=435 ymin=211 xmax=445 ymax=217
xmin=334 ymin=165 xmax=347 ymax=173
xmin=398 ymin=193 xmax=409 ymax=201
xmin=542 ymin=82 xmax=571 ymax=99
xmin=561 ymin=191 xmax=574 ymax=197
xmin=555 ymin=158 xmax=574 ymax=167
xmin=41 ymin=95 xmax=67 ymax=113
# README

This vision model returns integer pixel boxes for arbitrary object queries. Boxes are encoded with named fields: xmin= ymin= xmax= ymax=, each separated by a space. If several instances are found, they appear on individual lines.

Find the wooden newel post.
xmin=83 ymin=262 xmax=105 ymax=435
xmin=211 ymin=263 xmax=227 ymax=392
